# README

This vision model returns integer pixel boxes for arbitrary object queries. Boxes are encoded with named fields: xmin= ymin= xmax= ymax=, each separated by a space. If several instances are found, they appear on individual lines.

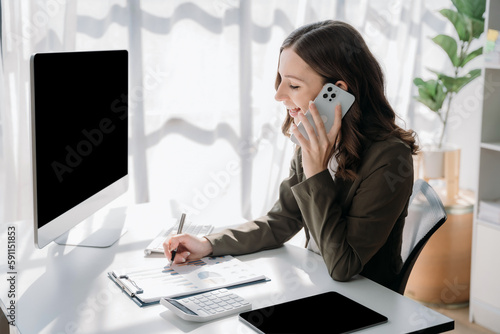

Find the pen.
xmin=170 ymin=213 xmax=186 ymax=263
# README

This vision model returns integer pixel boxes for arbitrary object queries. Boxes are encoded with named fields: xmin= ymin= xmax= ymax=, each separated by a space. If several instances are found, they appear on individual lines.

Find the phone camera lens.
xmin=323 ymin=93 xmax=328 ymax=98
xmin=327 ymin=87 xmax=333 ymax=92
xmin=331 ymin=93 xmax=336 ymax=99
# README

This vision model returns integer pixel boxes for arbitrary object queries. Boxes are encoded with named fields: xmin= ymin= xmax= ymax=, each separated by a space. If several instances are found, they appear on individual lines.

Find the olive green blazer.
xmin=205 ymin=136 xmax=413 ymax=288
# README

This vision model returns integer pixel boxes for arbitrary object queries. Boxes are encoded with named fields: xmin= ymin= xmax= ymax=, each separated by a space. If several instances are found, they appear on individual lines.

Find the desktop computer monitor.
xmin=30 ymin=50 xmax=129 ymax=249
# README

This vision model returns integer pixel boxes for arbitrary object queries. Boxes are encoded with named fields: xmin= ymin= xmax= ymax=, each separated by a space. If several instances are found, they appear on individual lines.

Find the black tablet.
xmin=239 ymin=291 xmax=388 ymax=334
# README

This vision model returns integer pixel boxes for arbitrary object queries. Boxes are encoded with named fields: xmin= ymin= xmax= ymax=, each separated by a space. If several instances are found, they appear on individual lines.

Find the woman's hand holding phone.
xmin=291 ymin=100 xmax=342 ymax=179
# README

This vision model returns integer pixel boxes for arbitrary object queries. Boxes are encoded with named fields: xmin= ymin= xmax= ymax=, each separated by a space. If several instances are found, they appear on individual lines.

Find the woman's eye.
xmin=289 ymin=85 xmax=299 ymax=90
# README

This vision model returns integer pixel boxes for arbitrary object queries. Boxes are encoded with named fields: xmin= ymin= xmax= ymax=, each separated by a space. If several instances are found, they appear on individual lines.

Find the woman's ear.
xmin=335 ymin=80 xmax=348 ymax=91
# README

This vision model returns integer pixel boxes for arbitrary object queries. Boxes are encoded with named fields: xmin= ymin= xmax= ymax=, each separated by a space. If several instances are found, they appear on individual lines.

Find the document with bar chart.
xmin=109 ymin=255 xmax=267 ymax=305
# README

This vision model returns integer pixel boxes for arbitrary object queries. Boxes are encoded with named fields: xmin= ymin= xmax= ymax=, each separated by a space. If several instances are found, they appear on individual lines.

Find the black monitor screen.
xmin=31 ymin=50 xmax=128 ymax=229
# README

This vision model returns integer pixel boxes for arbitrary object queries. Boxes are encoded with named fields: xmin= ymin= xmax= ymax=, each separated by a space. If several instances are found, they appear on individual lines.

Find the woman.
xmin=164 ymin=20 xmax=418 ymax=289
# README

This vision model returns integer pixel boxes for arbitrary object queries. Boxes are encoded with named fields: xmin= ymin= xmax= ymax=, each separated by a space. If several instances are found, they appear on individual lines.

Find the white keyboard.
xmin=144 ymin=221 xmax=214 ymax=255
xmin=160 ymin=288 xmax=251 ymax=322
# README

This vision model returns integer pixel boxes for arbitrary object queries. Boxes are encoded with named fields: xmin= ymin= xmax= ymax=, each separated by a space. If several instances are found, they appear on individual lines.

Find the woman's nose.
xmin=275 ymin=84 xmax=286 ymax=102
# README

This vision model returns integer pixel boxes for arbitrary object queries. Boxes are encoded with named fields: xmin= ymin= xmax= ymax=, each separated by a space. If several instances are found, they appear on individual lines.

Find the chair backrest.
xmin=391 ymin=179 xmax=447 ymax=294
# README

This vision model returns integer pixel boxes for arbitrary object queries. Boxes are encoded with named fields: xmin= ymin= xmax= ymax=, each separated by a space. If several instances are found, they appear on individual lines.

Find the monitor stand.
xmin=55 ymin=206 xmax=128 ymax=248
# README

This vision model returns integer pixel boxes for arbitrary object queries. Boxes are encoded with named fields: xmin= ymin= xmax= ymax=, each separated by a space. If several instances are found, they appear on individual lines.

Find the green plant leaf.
xmin=440 ymin=9 xmax=471 ymax=41
xmin=440 ymin=6 xmax=485 ymax=42
xmin=432 ymin=69 xmax=481 ymax=93
xmin=413 ymin=78 xmax=438 ymax=98
xmin=451 ymin=0 xmax=486 ymax=20
xmin=470 ymin=16 xmax=485 ymax=39
xmin=432 ymin=34 xmax=459 ymax=67
xmin=413 ymin=78 xmax=447 ymax=112
xmin=461 ymin=47 xmax=483 ymax=67
xmin=412 ymin=0 xmax=485 ymax=124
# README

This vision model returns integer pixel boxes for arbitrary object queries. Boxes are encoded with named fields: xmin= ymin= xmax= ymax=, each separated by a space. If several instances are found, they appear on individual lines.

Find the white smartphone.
xmin=290 ymin=83 xmax=355 ymax=145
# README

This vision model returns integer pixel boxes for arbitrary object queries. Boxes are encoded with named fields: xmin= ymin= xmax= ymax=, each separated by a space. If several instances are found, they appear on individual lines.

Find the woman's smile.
xmin=287 ymin=106 xmax=302 ymax=119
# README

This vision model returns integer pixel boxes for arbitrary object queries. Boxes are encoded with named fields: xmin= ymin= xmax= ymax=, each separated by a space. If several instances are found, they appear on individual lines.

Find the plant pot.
xmin=422 ymin=145 xmax=458 ymax=178
xmin=421 ymin=145 xmax=460 ymax=203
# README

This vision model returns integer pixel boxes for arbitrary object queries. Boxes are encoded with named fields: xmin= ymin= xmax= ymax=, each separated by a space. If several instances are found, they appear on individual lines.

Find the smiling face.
xmin=275 ymin=48 xmax=324 ymax=125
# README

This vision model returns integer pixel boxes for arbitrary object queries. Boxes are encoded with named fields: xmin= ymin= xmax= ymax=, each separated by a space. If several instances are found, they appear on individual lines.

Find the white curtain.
xmin=0 ymin=0 xmax=456 ymax=227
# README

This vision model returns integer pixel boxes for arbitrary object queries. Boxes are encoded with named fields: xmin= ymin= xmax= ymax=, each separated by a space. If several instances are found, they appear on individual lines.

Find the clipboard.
xmin=108 ymin=271 xmax=150 ymax=307
xmin=108 ymin=255 xmax=269 ymax=307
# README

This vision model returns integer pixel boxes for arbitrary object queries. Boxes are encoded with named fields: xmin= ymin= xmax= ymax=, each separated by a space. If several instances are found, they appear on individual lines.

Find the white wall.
xmin=446 ymin=79 xmax=483 ymax=192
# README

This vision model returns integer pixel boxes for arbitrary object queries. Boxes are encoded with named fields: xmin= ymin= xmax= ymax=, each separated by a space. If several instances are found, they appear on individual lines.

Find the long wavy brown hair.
xmin=276 ymin=20 xmax=419 ymax=181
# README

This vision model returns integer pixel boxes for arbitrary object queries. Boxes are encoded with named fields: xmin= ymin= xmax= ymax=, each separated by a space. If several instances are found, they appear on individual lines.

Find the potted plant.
xmin=405 ymin=0 xmax=485 ymax=306
xmin=413 ymin=0 xmax=485 ymax=184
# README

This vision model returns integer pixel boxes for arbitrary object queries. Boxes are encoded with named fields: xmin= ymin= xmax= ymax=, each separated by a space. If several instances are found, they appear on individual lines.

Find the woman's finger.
xmin=308 ymin=101 xmax=328 ymax=142
xmin=290 ymin=122 xmax=307 ymax=147
xmin=297 ymin=110 xmax=319 ymax=147
xmin=172 ymin=251 xmax=191 ymax=264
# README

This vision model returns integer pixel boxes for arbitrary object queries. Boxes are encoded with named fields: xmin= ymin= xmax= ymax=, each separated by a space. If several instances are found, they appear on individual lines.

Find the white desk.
xmin=1 ymin=204 xmax=453 ymax=333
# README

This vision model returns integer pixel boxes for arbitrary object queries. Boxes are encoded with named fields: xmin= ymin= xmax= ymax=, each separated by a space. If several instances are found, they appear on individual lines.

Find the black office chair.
xmin=390 ymin=179 xmax=448 ymax=295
